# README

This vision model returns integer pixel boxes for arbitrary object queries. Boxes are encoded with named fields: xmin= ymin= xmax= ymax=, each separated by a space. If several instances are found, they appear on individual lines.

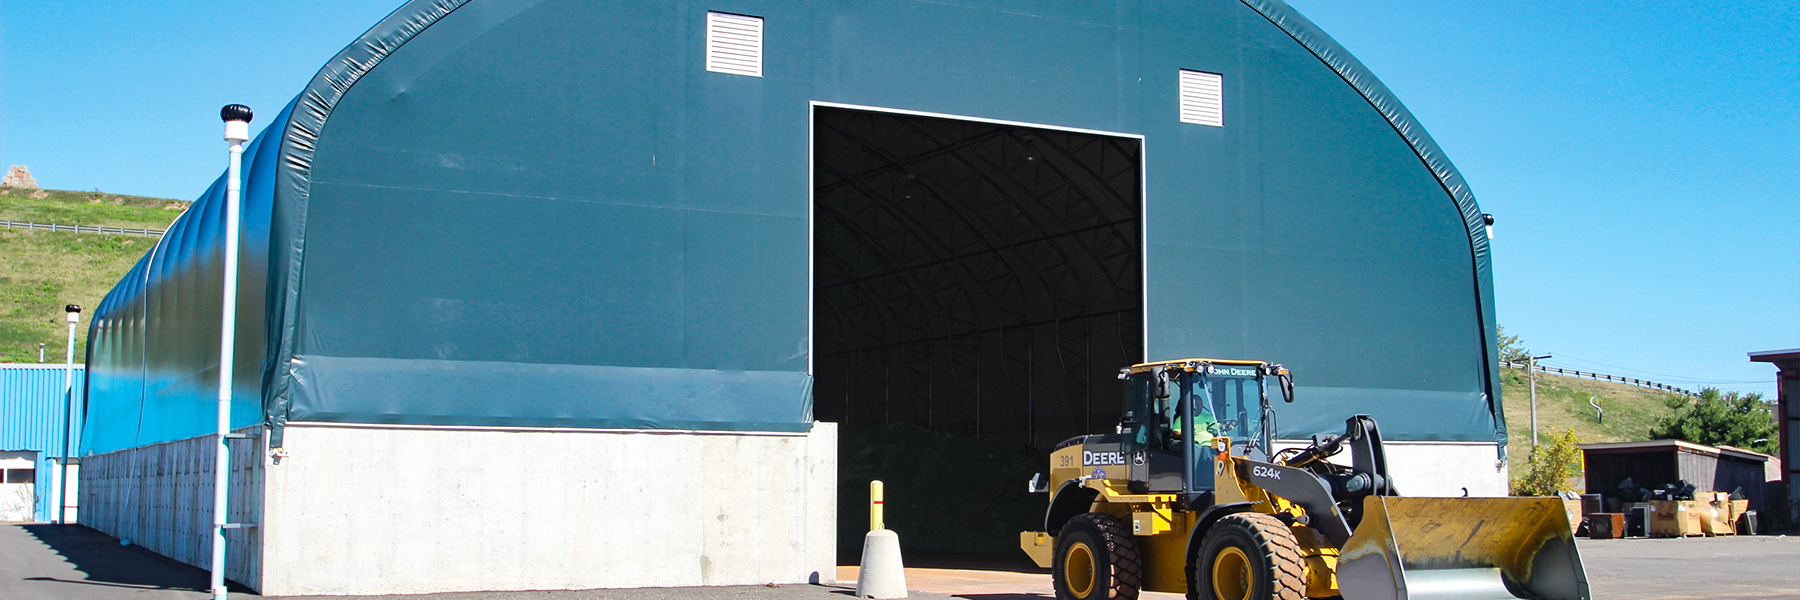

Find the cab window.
xmin=1204 ymin=374 xmax=1262 ymax=448
xmin=1119 ymin=373 xmax=1158 ymax=454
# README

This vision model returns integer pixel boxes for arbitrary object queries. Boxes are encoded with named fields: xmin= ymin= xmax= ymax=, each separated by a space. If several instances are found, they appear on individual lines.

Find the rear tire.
xmin=1053 ymin=512 xmax=1142 ymax=600
xmin=1189 ymin=513 xmax=1305 ymax=600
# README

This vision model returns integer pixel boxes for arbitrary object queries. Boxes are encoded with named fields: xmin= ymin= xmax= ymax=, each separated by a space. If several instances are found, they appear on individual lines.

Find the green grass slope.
xmin=0 ymin=187 xmax=188 ymax=229
xmin=0 ymin=189 xmax=187 ymax=363
xmin=1499 ymin=367 xmax=1685 ymax=472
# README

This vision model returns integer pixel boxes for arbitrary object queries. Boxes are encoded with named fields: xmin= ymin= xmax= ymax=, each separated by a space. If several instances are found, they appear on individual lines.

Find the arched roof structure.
xmin=85 ymin=0 xmax=1502 ymax=456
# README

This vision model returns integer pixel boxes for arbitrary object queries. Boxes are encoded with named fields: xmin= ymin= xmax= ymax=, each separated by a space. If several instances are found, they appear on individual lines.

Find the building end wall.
xmin=1382 ymin=442 xmax=1509 ymax=497
xmin=261 ymin=422 xmax=837 ymax=596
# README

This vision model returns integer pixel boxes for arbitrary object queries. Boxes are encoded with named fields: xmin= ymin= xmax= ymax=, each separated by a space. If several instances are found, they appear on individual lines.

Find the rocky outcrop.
xmin=2 ymin=165 xmax=38 ymax=189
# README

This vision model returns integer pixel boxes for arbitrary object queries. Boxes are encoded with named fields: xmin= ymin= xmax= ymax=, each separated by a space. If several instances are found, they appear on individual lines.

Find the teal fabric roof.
xmin=85 ymin=0 xmax=1502 ymax=456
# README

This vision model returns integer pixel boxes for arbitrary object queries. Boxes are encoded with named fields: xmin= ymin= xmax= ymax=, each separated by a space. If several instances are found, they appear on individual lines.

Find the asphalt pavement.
xmin=5 ymin=524 xmax=1798 ymax=599
xmin=1577 ymin=536 xmax=1800 ymax=599
xmin=0 ymin=524 xmax=960 ymax=600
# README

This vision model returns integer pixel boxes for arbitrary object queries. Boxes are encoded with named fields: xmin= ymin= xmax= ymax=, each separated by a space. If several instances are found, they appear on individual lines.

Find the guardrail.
xmin=1501 ymin=360 xmax=1697 ymax=397
xmin=2 ymin=220 xmax=163 ymax=237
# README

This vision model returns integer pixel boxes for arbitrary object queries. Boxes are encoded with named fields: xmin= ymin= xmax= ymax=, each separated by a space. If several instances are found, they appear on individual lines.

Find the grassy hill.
xmin=1498 ymin=366 xmax=1686 ymax=472
xmin=0 ymin=188 xmax=188 ymax=363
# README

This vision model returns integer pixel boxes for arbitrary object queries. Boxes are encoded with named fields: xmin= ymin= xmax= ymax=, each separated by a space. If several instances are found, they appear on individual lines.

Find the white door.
xmin=0 ymin=451 xmax=37 ymax=522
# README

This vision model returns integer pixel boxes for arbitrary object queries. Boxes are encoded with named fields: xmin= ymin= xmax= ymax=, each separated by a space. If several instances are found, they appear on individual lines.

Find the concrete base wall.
xmin=1274 ymin=440 xmax=1509 ymax=497
xmin=1382 ymin=441 xmax=1509 ymax=497
xmin=77 ymin=422 xmax=836 ymax=596
xmin=78 ymin=428 xmax=264 ymax=588
xmin=260 ymin=422 xmax=837 ymax=596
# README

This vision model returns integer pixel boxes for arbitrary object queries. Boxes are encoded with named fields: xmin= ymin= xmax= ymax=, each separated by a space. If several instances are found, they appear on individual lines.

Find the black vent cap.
xmin=220 ymin=104 xmax=254 ymax=123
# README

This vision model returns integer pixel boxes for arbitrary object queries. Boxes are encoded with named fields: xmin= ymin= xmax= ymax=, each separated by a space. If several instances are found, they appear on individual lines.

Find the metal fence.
xmin=1500 ymin=360 xmax=1697 ymax=397
xmin=2 ymin=220 xmax=163 ymax=237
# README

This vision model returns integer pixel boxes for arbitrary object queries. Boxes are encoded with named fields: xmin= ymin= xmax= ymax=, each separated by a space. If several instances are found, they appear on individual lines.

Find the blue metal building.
xmin=0 ymin=364 xmax=85 ymax=522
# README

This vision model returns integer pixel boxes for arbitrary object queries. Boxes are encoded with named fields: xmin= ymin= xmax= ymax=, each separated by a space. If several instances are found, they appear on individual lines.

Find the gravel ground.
xmin=5 ymin=524 xmax=1798 ymax=599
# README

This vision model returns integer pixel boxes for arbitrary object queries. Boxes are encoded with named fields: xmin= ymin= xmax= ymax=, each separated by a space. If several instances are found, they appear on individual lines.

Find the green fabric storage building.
xmin=78 ymin=0 xmax=1506 ymax=592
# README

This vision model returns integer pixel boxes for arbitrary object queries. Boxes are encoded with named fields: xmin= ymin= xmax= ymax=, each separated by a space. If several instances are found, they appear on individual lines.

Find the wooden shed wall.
xmin=1584 ymin=447 xmax=1770 ymax=512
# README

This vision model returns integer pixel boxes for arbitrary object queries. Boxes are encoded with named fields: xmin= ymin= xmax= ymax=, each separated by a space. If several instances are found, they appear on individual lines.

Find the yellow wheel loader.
xmin=1019 ymin=359 xmax=1588 ymax=600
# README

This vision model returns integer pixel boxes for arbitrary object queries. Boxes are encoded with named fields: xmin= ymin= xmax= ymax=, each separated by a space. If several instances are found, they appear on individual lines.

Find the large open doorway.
xmin=812 ymin=105 xmax=1144 ymax=554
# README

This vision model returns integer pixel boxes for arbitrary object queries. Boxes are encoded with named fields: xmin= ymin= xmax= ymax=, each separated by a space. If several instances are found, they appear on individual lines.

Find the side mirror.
xmin=1154 ymin=371 xmax=1171 ymax=399
xmin=1281 ymin=372 xmax=1295 ymax=403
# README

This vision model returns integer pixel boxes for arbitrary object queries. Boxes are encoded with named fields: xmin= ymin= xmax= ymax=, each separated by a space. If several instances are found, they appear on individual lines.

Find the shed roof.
xmin=1749 ymin=348 xmax=1800 ymax=369
xmin=1581 ymin=439 xmax=1770 ymax=463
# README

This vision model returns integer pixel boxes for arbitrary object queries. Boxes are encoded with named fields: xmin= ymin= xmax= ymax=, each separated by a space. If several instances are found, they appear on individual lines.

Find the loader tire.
xmin=1053 ymin=512 xmax=1141 ymax=600
xmin=1189 ymin=513 xmax=1305 ymax=600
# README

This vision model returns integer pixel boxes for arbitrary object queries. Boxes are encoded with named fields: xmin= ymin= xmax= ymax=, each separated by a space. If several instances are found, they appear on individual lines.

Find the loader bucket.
xmin=1336 ymin=497 xmax=1589 ymax=600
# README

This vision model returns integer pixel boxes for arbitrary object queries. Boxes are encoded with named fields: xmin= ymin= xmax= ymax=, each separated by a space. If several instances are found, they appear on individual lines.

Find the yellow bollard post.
xmin=870 ymin=480 xmax=885 ymax=531
xmin=857 ymin=478 xmax=905 ymax=598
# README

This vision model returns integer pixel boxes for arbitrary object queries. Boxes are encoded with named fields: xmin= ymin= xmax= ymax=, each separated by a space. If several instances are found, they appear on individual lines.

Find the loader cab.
xmin=1117 ymin=360 xmax=1291 ymax=498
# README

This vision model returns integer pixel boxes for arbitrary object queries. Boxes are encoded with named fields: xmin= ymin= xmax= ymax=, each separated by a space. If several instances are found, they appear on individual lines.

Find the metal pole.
xmin=212 ymin=103 xmax=253 ymax=600
xmin=1528 ymin=357 xmax=1536 ymax=448
xmin=1180 ymin=369 xmax=1197 ymax=501
xmin=1528 ymin=354 xmax=1551 ymax=448
xmin=869 ymin=480 xmax=884 ymax=531
xmin=58 ymin=306 xmax=79 ymax=524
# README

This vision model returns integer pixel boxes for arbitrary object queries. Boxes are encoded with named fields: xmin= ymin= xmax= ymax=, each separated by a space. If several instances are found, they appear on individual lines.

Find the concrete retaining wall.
xmin=260 ymin=422 xmax=837 ymax=595
xmin=81 ymin=419 xmax=838 ymax=594
xmin=81 ymin=422 xmax=837 ymax=595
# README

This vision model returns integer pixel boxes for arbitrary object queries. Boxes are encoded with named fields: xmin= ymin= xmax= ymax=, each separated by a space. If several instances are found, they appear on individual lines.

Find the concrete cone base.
xmin=855 ymin=529 xmax=907 ymax=598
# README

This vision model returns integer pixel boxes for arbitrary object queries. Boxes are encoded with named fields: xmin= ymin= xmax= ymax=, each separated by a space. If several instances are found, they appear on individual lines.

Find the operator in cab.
xmin=1165 ymin=393 xmax=1224 ymax=448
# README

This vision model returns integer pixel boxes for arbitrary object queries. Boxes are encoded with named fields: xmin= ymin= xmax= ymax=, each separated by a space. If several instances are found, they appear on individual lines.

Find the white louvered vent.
xmin=706 ymin=12 xmax=763 ymax=77
xmin=1179 ymin=70 xmax=1224 ymax=127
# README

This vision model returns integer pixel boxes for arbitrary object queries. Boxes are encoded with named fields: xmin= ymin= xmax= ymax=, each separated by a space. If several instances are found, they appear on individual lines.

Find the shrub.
xmin=1512 ymin=429 xmax=1583 ymax=497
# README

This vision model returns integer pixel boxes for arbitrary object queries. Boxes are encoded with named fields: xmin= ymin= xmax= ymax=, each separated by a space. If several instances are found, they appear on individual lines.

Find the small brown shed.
xmin=1583 ymin=440 xmax=1772 ymax=512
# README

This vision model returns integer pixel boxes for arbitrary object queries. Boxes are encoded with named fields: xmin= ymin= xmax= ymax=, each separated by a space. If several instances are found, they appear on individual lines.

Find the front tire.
xmin=1189 ymin=513 xmax=1305 ymax=600
xmin=1053 ymin=513 xmax=1142 ymax=600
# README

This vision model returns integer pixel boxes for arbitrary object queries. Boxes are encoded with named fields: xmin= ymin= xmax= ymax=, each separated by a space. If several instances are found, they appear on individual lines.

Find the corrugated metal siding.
xmin=0 ymin=364 xmax=86 ymax=521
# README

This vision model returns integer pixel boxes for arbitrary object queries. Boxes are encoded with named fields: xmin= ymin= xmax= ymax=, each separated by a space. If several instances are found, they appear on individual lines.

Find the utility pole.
xmin=1528 ymin=353 xmax=1552 ymax=447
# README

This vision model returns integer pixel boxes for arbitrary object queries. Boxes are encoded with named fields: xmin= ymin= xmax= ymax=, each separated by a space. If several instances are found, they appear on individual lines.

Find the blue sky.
xmin=1286 ymin=0 xmax=1798 ymax=396
xmin=3 ymin=1 xmax=1794 ymax=395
